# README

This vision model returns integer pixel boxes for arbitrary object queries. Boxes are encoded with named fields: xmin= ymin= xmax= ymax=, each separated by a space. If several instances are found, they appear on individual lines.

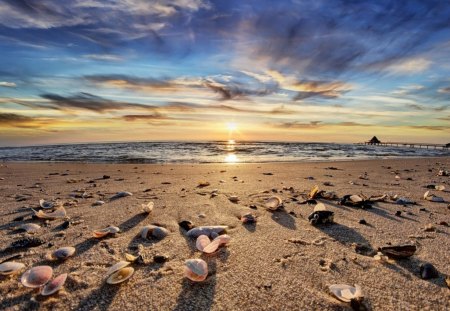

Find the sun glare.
xmin=225 ymin=153 xmax=238 ymax=163
xmin=227 ymin=122 xmax=237 ymax=132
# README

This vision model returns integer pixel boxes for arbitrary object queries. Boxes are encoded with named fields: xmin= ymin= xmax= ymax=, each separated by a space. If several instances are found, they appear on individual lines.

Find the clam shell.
xmin=378 ymin=244 xmax=416 ymax=259
xmin=106 ymin=267 xmax=134 ymax=284
xmin=196 ymin=235 xmax=211 ymax=252
xmin=93 ymin=226 xmax=120 ymax=238
xmin=106 ymin=261 xmax=131 ymax=276
xmin=39 ymin=199 xmax=54 ymax=209
xmin=52 ymin=247 xmax=75 ymax=260
xmin=186 ymin=226 xmax=228 ymax=238
xmin=241 ymin=213 xmax=257 ymax=223
xmin=265 ymin=196 xmax=282 ymax=210
xmin=140 ymin=225 xmax=169 ymax=240
xmin=41 ymin=273 xmax=67 ymax=296
xmin=313 ymin=202 xmax=327 ymax=212
xmin=110 ymin=191 xmax=133 ymax=200
xmin=142 ymin=202 xmax=154 ymax=213
xmin=33 ymin=207 xmax=67 ymax=219
xmin=329 ymin=284 xmax=363 ymax=302
xmin=0 ymin=262 xmax=25 ymax=275
xmin=185 ymin=259 xmax=208 ymax=282
xmin=196 ymin=234 xmax=230 ymax=253
xmin=420 ymin=263 xmax=439 ymax=279
xmin=21 ymin=266 xmax=53 ymax=288
xmin=350 ymin=195 xmax=363 ymax=203
xmin=18 ymin=223 xmax=41 ymax=233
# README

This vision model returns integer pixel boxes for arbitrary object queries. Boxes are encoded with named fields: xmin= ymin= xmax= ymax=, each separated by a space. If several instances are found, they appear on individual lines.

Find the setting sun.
xmin=227 ymin=122 xmax=238 ymax=132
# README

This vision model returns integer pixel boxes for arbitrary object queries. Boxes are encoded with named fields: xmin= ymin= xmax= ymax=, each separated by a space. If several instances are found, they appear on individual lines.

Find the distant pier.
xmin=357 ymin=139 xmax=450 ymax=150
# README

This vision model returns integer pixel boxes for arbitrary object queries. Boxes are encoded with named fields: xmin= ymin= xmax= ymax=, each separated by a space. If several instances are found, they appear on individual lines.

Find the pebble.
xmin=420 ymin=263 xmax=439 ymax=279
xmin=358 ymin=219 xmax=367 ymax=225
xmin=423 ymin=224 xmax=436 ymax=232
xmin=395 ymin=211 xmax=402 ymax=217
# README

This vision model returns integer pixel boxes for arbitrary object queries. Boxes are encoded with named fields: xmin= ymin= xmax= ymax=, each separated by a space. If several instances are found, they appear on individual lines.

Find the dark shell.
xmin=178 ymin=220 xmax=195 ymax=231
xmin=10 ymin=237 xmax=45 ymax=250
xmin=308 ymin=211 xmax=334 ymax=225
xmin=378 ymin=244 xmax=416 ymax=259
xmin=420 ymin=263 xmax=439 ymax=279
xmin=154 ymin=255 xmax=169 ymax=264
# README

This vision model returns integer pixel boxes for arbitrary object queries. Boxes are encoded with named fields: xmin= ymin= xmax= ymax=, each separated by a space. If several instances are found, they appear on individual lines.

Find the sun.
xmin=227 ymin=122 xmax=237 ymax=132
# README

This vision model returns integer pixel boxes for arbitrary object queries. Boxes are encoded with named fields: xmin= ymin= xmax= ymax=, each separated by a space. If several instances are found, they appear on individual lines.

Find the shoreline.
xmin=0 ymin=157 xmax=449 ymax=310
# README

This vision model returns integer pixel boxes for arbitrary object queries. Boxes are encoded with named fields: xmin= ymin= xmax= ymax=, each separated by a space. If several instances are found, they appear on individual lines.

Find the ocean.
xmin=0 ymin=141 xmax=448 ymax=163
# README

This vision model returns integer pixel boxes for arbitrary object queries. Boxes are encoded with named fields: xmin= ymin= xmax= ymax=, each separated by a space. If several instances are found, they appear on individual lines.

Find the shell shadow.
xmin=270 ymin=209 xmax=296 ymax=230
xmin=394 ymin=257 xmax=447 ymax=289
xmin=74 ymin=238 xmax=101 ymax=257
xmin=315 ymin=222 xmax=375 ymax=256
xmin=243 ymin=222 xmax=257 ymax=232
xmin=0 ymin=292 xmax=38 ymax=311
xmin=118 ymin=213 xmax=148 ymax=233
xmin=364 ymin=206 xmax=400 ymax=222
xmin=74 ymin=282 xmax=120 ymax=311
xmin=173 ymin=260 xmax=217 ymax=311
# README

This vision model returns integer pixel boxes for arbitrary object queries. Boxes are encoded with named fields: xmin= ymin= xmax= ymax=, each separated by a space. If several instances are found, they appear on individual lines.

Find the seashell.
xmin=10 ymin=237 xmax=45 ymax=249
xmin=51 ymin=247 xmax=75 ymax=260
xmin=196 ymin=234 xmax=230 ymax=254
xmin=350 ymin=195 xmax=363 ymax=203
xmin=446 ymin=276 xmax=450 ymax=289
xmin=423 ymin=191 xmax=443 ymax=202
xmin=368 ymin=194 xmax=387 ymax=202
xmin=329 ymin=284 xmax=364 ymax=303
xmin=186 ymin=226 xmax=228 ymax=238
xmin=197 ymin=181 xmax=210 ymax=188
xmin=228 ymin=195 xmax=239 ymax=203
xmin=265 ymin=196 xmax=282 ymax=211
xmin=142 ymin=202 xmax=154 ymax=214
xmin=140 ymin=225 xmax=169 ymax=240
xmin=308 ymin=210 xmax=334 ymax=225
xmin=178 ymin=220 xmax=195 ymax=231
xmin=240 ymin=213 xmax=257 ymax=223
xmin=41 ymin=273 xmax=67 ymax=296
xmin=320 ymin=191 xmax=338 ymax=200
xmin=33 ymin=207 xmax=67 ymax=220
xmin=313 ymin=202 xmax=327 ymax=212
xmin=395 ymin=197 xmax=415 ymax=205
xmin=21 ymin=266 xmax=53 ymax=288
xmin=110 ymin=191 xmax=133 ymax=200
xmin=0 ymin=262 xmax=25 ymax=275
xmin=184 ymin=259 xmax=208 ymax=282
xmin=18 ymin=223 xmax=41 ymax=233
xmin=92 ymin=200 xmax=105 ymax=207
xmin=435 ymin=185 xmax=445 ymax=191
xmin=196 ymin=235 xmax=211 ymax=252
xmin=39 ymin=199 xmax=54 ymax=209
xmin=378 ymin=244 xmax=416 ymax=259
xmin=93 ymin=225 xmax=120 ymax=238
xmin=420 ymin=263 xmax=439 ymax=279
xmin=106 ymin=261 xmax=131 ymax=276
xmin=106 ymin=267 xmax=134 ymax=284
xmin=309 ymin=185 xmax=319 ymax=199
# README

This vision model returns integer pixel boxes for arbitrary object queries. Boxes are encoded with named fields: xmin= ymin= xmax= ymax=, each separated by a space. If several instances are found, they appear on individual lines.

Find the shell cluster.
xmin=196 ymin=234 xmax=230 ymax=254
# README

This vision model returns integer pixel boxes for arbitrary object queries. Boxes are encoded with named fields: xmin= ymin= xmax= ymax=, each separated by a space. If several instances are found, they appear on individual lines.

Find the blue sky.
xmin=0 ymin=0 xmax=449 ymax=146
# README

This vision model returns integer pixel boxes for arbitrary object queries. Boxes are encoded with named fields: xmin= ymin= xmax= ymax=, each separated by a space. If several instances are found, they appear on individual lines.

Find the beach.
xmin=0 ymin=157 xmax=449 ymax=311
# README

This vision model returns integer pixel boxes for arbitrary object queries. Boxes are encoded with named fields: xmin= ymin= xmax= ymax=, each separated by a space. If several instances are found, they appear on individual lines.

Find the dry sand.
xmin=0 ymin=157 xmax=449 ymax=311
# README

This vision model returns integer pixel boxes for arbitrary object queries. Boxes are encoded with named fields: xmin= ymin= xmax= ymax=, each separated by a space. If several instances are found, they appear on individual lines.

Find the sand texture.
xmin=0 ymin=158 xmax=449 ymax=310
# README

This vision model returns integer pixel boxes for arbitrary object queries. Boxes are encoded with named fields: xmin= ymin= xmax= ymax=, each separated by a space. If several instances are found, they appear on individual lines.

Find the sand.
xmin=0 ymin=157 xmax=449 ymax=311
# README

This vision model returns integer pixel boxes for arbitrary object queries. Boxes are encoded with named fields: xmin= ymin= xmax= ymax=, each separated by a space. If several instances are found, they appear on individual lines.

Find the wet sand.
xmin=0 ymin=157 xmax=449 ymax=311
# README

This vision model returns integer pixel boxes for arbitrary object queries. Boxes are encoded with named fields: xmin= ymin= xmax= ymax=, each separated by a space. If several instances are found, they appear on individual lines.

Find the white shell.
xmin=140 ymin=225 xmax=169 ymax=239
xmin=21 ymin=266 xmax=53 ymax=288
xmin=350 ymin=195 xmax=363 ymax=203
xmin=41 ymin=273 xmax=67 ymax=296
xmin=185 ymin=259 xmax=208 ymax=282
xmin=52 ymin=247 xmax=76 ymax=260
xmin=106 ymin=261 xmax=131 ymax=276
xmin=435 ymin=185 xmax=445 ymax=191
xmin=39 ymin=199 xmax=54 ymax=209
xmin=18 ymin=223 xmax=41 ymax=233
xmin=106 ymin=267 xmax=134 ymax=284
xmin=110 ymin=191 xmax=132 ymax=200
xmin=265 ymin=196 xmax=282 ymax=210
xmin=92 ymin=200 xmax=105 ymax=206
xmin=142 ymin=202 xmax=154 ymax=213
xmin=93 ymin=225 xmax=120 ymax=238
xmin=313 ymin=203 xmax=327 ymax=212
xmin=33 ymin=207 xmax=67 ymax=219
xmin=186 ymin=226 xmax=228 ymax=238
xmin=329 ymin=284 xmax=363 ymax=302
xmin=0 ymin=262 xmax=25 ymax=275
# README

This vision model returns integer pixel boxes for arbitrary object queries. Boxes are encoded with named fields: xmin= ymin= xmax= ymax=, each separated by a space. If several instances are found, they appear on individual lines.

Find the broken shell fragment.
xmin=93 ymin=225 xmax=120 ymax=238
xmin=51 ymin=247 xmax=75 ymax=260
xmin=329 ymin=284 xmax=364 ymax=303
xmin=420 ymin=263 xmax=439 ymax=279
xmin=21 ymin=266 xmax=53 ymax=288
xmin=185 ymin=259 xmax=208 ymax=282
xmin=265 ymin=196 xmax=282 ymax=211
xmin=186 ymin=226 xmax=228 ymax=238
xmin=423 ymin=191 xmax=445 ymax=202
xmin=41 ymin=273 xmax=67 ymax=296
xmin=142 ymin=202 xmax=154 ymax=214
xmin=378 ymin=244 xmax=416 ymax=259
xmin=110 ymin=191 xmax=133 ymax=200
xmin=309 ymin=185 xmax=320 ymax=199
xmin=0 ymin=262 xmax=25 ymax=275
xmin=17 ymin=223 xmax=41 ymax=233
xmin=140 ymin=225 xmax=169 ymax=240
xmin=240 ymin=213 xmax=257 ymax=224
xmin=39 ymin=199 xmax=54 ymax=209
xmin=33 ymin=207 xmax=67 ymax=220
xmin=106 ymin=267 xmax=134 ymax=284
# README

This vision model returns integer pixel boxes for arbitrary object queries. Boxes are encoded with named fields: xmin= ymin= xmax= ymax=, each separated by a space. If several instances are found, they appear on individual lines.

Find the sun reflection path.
xmin=225 ymin=153 xmax=238 ymax=163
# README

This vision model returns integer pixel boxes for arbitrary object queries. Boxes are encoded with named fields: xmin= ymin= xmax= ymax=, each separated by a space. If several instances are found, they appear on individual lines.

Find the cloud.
xmin=382 ymin=57 xmax=432 ymax=74
xmin=408 ymin=125 xmax=449 ymax=131
xmin=0 ymin=113 xmax=49 ymax=128
xmin=83 ymin=54 xmax=123 ymax=62
xmin=0 ymin=81 xmax=16 ymax=87
xmin=438 ymin=87 xmax=450 ymax=94
xmin=272 ymin=121 xmax=323 ymax=129
xmin=122 ymin=113 xmax=169 ymax=121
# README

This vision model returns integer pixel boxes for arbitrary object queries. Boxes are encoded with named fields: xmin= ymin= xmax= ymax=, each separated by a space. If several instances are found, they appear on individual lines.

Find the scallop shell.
xmin=18 ymin=223 xmax=41 ymax=233
xmin=186 ymin=226 xmax=228 ymax=238
xmin=33 ymin=207 xmax=67 ymax=220
xmin=93 ymin=225 xmax=120 ymax=238
xmin=378 ymin=244 xmax=416 ymax=259
xmin=142 ymin=202 xmax=154 ymax=214
xmin=265 ymin=196 xmax=282 ymax=211
xmin=140 ymin=225 xmax=169 ymax=240
xmin=329 ymin=284 xmax=363 ymax=303
xmin=41 ymin=273 xmax=67 ymax=296
xmin=0 ymin=262 xmax=25 ymax=275
xmin=39 ymin=199 xmax=54 ymax=209
xmin=106 ymin=267 xmax=134 ymax=284
xmin=21 ymin=266 xmax=53 ymax=288
xmin=106 ymin=261 xmax=131 ymax=276
xmin=185 ymin=259 xmax=208 ymax=282
xmin=51 ymin=247 xmax=75 ymax=260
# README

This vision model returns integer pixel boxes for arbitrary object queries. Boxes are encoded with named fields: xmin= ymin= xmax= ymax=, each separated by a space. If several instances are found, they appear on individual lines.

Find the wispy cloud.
xmin=0 ymin=81 xmax=16 ymax=87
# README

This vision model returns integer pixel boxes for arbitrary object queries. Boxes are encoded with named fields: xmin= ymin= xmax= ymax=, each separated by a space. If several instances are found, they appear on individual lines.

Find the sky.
xmin=0 ymin=0 xmax=449 ymax=146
